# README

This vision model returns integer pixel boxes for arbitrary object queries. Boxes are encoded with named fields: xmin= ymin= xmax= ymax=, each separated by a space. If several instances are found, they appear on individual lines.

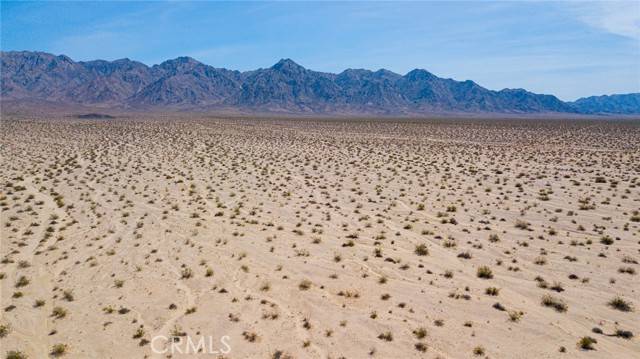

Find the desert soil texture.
xmin=1 ymin=114 xmax=639 ymax=359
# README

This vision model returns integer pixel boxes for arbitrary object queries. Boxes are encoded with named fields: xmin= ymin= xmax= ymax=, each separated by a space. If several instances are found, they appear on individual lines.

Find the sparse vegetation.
xmin=5 ymin=351 xmax=28 ymax=359
xmin=377 ymin=331 xmax=393 ymax=341
xmin=298 ymin=280 xmax=312 ymax=290
xmin=414 ymin=244 xmax=429 ymax=256
xmin=1 ymin=114 xmax=636 ymax=359
xmin=577 ymin=336 xmax=597 ymax=350
xmin=608 ymin=296 xmax=633 ymax=312
xmin=541 ymin=294 xmax=567 ymax=312
xmin=477 ymin=266 xmax=493 ymax=279
xmin=50 ymin=343 xmax=68 ymax=357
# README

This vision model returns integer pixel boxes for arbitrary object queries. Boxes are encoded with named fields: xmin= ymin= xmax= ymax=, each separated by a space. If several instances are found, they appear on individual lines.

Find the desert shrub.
xmin=618 ymin=267 xmax=635 ymax=275
xmin=472 ymin=346 xmax=485 ymax=355
xmin=52 ymin=306 xmax=67 ymax=319
xmin=133 ymin=327 xmax=145 ymax=339
xmin=508 ymin=311 xmax=523 ymax=322
xmin=608 ymin=296 xmax=633 ymax=312
xmin=485 ymin=287 xmax=500 ymax=296
xmin=50 ymin=343 xmax=68 ymax=356
xmin=600 ymin=236 xmax=614 ymax=245
xmin=577 ymin=336 xmax=596 ymax=350
xmin=414 ymin=244 xmax=429 ymax=256
xmin=6 ymin=351 xmax=28 ymax=359
xmin=62 ymin=290 xmax=74 ymax=301
xmin=272 ymin=350 xmax=292 ymax=359
xmin=550 ymin=282 xmax=564 ymax=292
xmin=415 ymin=342 xmax=428 ymax=352
xmin=242 ymin=331 xmax=258 ymax=342
xmin=534 ymin=256 xmax=547 ymax=265
xmin=298 ymin=280 xmax=312 ymax=290
xmin=615 ymin=329 xmax=633 ymax=339
xmin=180 ymin=267 xmax=193 ymax=279
xmin=477 ymin=266 xmax=493 ymax=279
xmin=14 ymin=276 xmax=29 ymax=288
xmin=412 ymin=327 xmax=427 ymax=339
xmin=0 ymin=323 xmax=10 ymax=337
xmin=515 ymin=220 xmax=530 ymax=230
xmin=541 ymin=294 xmax=567 ymax=312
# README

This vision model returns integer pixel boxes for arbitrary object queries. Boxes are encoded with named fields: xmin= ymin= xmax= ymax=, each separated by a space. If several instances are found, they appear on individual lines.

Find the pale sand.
xmin=1 ymin=115 xmax=638 ymax=358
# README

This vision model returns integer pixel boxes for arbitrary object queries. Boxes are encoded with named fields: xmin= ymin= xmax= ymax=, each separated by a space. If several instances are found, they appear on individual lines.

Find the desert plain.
xmin=0 ymin=114 xmax=639 ymax=359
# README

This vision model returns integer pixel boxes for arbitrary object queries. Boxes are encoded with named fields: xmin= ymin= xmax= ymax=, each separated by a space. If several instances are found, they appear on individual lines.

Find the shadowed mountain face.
xmin=1 ymin=51 xmax=638 ymax=114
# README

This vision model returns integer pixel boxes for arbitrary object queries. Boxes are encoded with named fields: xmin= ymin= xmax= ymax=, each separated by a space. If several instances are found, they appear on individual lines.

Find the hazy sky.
xmin=2 ymin=1 xmax=639 ymax=100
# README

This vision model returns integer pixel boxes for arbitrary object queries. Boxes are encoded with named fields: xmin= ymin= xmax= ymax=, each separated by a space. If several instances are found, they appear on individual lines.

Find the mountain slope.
xmin=1 ymin=51 xmax=638 ymax=115
xmin=129 ymin=57 xmax=242 ymax=106
xmin=570 ymin=94 xmax=640 ymax=114
xmin=230 ymin=59 xmax=342 ymax=111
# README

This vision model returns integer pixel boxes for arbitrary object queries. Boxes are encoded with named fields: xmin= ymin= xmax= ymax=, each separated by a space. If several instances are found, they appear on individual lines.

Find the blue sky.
xmin=1 ymin=1 xmax=639 ymax=100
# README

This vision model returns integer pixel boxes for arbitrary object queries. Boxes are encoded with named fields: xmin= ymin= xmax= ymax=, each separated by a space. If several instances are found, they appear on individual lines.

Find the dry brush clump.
xmin=608 ymin=296 xmax=633 ymax=312
xmin=541 ymin=294 xmax=568 ymax=312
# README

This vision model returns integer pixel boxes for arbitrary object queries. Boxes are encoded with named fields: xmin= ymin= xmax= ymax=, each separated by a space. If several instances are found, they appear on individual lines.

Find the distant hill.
xmin=1 ymin=51 xmax=638 ymax=115
xmin=569 ymin=94 xmax=640 ymax=115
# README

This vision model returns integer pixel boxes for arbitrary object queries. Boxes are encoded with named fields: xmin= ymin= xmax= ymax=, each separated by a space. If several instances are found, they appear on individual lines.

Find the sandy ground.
xmin=1 ymin=115 xmax=639 ymax=359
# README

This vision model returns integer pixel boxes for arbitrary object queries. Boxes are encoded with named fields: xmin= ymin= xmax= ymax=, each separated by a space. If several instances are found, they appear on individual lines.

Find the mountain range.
xmin=2 ymin=51 xmax=639 ymax=115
